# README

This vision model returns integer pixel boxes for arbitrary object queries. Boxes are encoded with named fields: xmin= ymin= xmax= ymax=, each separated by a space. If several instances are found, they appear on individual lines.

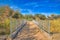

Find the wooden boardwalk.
xmin=9 ymin=21 xmax=51 ymax=40
xmin=2 ymin=20 xmax=60 ymax=40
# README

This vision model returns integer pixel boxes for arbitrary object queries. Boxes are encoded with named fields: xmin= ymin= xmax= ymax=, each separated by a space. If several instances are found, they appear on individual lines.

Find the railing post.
xmin=48 ymin=19 xmax=50 ymax=34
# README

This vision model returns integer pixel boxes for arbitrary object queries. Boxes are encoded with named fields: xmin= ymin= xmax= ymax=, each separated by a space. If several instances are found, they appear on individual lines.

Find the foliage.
xmin=48 ymin=14 xmax=60 ymax=20
xmin=24 ymin=14 xmax=33 ymax=21
xmin=12 ymin=13 xmax=19 ymax=19
xmin=34 ymin=14 xmax=46 ymax=20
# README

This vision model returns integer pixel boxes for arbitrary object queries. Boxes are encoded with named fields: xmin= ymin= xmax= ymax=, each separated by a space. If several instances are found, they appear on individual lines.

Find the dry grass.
xmin=50 ymin=19 xmax=60 ymax=33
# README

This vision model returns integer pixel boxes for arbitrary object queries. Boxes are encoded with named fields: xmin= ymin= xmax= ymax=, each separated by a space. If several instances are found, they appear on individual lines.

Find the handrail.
xmin=10 ymin=20 xmax=27 ymax=39
xmin=33 ymin=20 xmax=50 ymax=34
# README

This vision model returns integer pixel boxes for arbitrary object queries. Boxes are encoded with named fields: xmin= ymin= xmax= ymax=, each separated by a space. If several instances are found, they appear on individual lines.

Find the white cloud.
xmin=20 ymin=8 xmax=57 ymax=16
xmin=40 ymin=13 xmax=58 ymax=16
xmin=41 ymin=13 xmax=51 ymax=16
xmin=26 ymin=9 xmax=36 ymax=15
xmin=10 ymin=6 xmax=19 ymax=11
xmin=20 ymin=8 xmax=27 ymax=11
xmin=20 ymin=8 xmax=34 ymax=15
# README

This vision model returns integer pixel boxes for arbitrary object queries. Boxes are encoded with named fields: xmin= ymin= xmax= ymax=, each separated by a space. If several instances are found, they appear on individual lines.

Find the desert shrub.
xmin=0 ymin=18 xmax=10 ymax=35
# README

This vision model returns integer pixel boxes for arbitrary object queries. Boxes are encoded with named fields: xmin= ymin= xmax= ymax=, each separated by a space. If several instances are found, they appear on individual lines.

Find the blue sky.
xmin=0 ymin=0 xmax=60 ymax=16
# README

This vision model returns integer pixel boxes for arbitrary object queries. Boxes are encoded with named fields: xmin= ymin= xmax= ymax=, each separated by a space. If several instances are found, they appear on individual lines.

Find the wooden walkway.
xmin=5 ymin=20 xmax=60 ymax=40
xmin=9 ymin=21 xmax=51 ymax=40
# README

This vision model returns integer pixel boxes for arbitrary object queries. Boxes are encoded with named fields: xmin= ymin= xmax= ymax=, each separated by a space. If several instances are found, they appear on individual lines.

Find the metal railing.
xmin=33 ymin=20 xmax=50 ymax=34
xmin=10 ymin=19 xmax=27 ymax=39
